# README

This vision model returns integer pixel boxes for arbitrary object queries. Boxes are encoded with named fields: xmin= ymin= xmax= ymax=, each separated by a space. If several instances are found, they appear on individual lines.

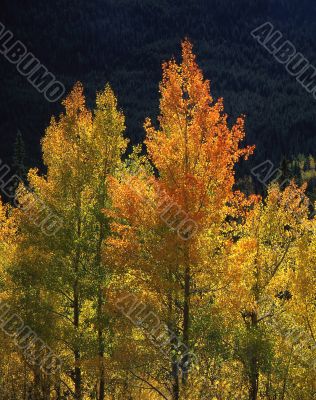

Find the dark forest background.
xmin=1 ymin=0 xmax=316 ymax=174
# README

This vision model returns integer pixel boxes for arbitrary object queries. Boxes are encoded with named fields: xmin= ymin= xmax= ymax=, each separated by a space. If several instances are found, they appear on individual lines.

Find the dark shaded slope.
xmin=0 ymin=0 xmax=316 ymax=169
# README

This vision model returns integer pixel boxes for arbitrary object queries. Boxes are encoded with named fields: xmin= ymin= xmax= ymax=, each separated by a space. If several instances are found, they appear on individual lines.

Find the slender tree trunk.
xmin=74 ymin=280 xmax=81 ymax=400
xmin=23 ymin=361 xmax=27 ymax=400
xmin=33 ymin=365 xmax=42 ymax=400
xmin=248 ymin=312 xmax=259 ymax=400
xmin=167 ymin=271 xmax=180 ymax=400
xmin=42 ymin=377 xmax=51 ymax=400
xmin=55 ymin=377 xmax=61 ymax=400
xmin=249 ymin=358 xmax=259 ymax=400
xmin=182 ymin=263 xmax=190 ymax=385
xmin=168 ymin=320 xmax=180 ymax=400
xmin=97 ymin=285 xmax=105 ymax=400
xmin=73 ymin=201 xmax=82 ymax=400
xmin=171 ymin=348 xmax=180 ymax=400
xmin=96 ymin=175 xmax=107 ymax=400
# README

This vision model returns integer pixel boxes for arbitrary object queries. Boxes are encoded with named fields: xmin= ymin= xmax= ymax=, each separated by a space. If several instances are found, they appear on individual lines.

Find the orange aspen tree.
xmin=107 ymin=40 xmax=254 ymax=399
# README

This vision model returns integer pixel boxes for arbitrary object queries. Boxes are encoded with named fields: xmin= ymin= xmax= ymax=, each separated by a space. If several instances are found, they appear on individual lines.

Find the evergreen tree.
xmin=12 ymin=130 xmax=27 ymax=181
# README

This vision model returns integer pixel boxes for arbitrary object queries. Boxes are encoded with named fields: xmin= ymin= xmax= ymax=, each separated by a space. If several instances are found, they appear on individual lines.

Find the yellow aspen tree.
xmin=230 ymin=183 xmax=309 ymax=400
xmin=12 ymin=82 xmax=127 ymax=400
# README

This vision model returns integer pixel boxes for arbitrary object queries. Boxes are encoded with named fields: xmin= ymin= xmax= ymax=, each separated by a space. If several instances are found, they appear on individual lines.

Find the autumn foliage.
xmin=0 ymin=41 xmax=315 ymax=400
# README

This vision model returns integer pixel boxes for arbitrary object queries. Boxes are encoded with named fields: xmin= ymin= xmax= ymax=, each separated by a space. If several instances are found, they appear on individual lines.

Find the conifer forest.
xmin=1 ymin=1 xmax=316 ymax=399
